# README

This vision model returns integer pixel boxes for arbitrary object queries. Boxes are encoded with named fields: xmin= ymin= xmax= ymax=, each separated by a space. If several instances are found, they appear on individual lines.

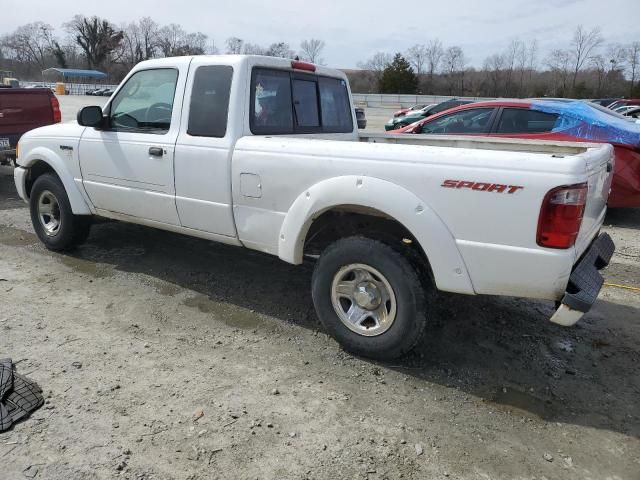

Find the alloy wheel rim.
xmin=37 ymin=190 xmax=61 ymax=237
xmin=330 ymin=263 xmax=397 ymax=337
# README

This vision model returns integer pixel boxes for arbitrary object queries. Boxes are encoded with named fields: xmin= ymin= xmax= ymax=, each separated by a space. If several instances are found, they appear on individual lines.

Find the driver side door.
xmin=79 ymin=61 xmax=188 ymax=225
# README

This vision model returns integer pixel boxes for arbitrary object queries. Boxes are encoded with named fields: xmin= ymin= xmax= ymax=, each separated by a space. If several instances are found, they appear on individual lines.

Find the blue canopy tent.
xmin=42 ymin=68 xmax=108 ymax=94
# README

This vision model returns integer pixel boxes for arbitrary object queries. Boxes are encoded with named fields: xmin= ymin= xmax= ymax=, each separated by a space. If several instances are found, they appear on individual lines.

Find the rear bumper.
xmin=550 ymin=233 xmax=615 ymax=326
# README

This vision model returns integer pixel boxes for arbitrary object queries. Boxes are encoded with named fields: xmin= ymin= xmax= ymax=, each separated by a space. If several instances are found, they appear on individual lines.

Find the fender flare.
xmin=278 ymin=175 xmax=475 ymax=295
xmin=20 ymin=146 xmax=92 ymax=215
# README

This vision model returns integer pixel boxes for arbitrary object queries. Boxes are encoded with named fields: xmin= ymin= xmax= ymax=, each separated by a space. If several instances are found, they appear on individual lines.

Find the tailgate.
xmin=574 ymin=143 xmax=614 ymax=258
xmin=0 ymin=91 xmax=54 ymax=146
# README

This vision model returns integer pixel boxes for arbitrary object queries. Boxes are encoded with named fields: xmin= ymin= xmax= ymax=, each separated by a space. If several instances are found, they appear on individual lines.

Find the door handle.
xmin=606 ymin=161 xmax=613 ymax=173
xmin=149 ymin=147 xmax=164 ymax=157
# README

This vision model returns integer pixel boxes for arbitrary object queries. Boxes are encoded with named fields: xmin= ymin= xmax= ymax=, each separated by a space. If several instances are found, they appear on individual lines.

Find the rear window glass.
xmin=252 ymin=69 xmax=293 ymax=134
xmin=292 ymin=79 xmax=320 ymax=128
xmin=497 ymin=108 xmax=559 ymax=134
xmin=250 ymin=68 xmax=353 ymax=135
xmin=188 ymin=65 xmax=233 ymax=138
xmin=319 ymin=77 xmax=353 ymax=132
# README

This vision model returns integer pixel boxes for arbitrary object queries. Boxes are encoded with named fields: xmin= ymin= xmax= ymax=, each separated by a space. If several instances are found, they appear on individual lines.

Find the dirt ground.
xmin=0 ymin=166 xmax=639 ymax=480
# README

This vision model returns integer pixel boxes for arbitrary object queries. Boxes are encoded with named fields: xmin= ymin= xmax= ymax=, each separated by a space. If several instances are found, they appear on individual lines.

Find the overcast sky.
xmin=2 ymin=0 xmax=639 ymax=68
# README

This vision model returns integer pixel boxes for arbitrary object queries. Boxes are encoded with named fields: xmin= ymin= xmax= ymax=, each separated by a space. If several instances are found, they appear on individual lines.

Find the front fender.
xmin=278 ymin=175 xmax=475 ymax=295
xmin=19 ymin=146 xmax=92 ymax=215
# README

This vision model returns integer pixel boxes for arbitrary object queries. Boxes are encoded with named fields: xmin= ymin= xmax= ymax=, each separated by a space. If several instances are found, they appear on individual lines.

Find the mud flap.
xmin=550 ymin=233 xmax=615 ymax=326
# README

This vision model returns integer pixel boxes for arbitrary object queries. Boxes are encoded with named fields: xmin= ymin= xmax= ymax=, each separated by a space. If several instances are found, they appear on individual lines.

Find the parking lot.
xmin=0 ymin=97 xmax=639 ymax=479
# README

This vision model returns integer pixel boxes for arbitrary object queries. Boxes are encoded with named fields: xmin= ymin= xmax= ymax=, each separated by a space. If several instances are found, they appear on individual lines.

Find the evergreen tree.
xmin=379 ymin=53 xmax=418 ymax=93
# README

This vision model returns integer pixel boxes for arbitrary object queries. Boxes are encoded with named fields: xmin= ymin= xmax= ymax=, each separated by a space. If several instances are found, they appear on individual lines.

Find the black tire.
xmin=311 ymin=236 xmax=428 ymax=360
xmin=392 ymin=123 xmax=407 ymax=130
xmin=29 ymin=173 xmax=92 ymax=251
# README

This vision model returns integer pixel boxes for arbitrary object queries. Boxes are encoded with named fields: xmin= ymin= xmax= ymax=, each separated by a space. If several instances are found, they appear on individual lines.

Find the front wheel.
xmin=29 ymin=173 xmax=92 ymax=251
xmin=311 ymin=237 xmax=429 ymax=360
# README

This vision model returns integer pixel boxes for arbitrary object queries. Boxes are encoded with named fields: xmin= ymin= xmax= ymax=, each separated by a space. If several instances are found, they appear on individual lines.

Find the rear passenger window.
xmin=497 ymin=108 xmax=559 ymax=134
xmin=188 ymin=65 xmax=233 ymax=138
xmin=251 ymin=69 xmax=293 ymax=134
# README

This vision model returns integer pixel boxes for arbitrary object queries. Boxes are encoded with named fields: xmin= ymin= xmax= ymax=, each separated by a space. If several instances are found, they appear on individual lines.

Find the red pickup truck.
xmin=0 ymin=87 xmax=61 ymax=165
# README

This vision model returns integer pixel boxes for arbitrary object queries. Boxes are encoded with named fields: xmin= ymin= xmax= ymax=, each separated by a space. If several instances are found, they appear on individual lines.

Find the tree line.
xmin=352 ymin=26 xmax=639 ymax=98
xmin=0 ymin=15 xmax=326 ymax=82
xmin=0 ymin=17 xmax=638 ymax=99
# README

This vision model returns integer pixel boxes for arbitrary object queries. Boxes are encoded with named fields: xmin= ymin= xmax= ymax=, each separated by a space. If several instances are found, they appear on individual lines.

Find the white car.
xmin=613 ymin=105 xmax=640 ymax=114
xmin=13 ymin=55 xmax=615 ymax=359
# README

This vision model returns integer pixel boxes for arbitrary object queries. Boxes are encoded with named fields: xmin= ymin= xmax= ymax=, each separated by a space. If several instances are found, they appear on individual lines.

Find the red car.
xmin=391 ymin=100 xmax=640 ymax=208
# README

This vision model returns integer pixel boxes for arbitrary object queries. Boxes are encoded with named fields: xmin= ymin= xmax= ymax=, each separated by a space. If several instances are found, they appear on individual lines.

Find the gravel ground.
xmin=1 ymin=111 xmax=639 ymax=478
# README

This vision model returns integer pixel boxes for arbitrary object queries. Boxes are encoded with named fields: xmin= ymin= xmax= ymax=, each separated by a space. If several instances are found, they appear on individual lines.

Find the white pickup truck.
xmin=14 ymin=55 xmax=615 ymax=359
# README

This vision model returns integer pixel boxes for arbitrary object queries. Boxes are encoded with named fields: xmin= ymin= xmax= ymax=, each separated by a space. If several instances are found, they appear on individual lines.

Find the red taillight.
xmin=51 ymin=96 xmax=61 ymax=123
xmin=291 ymin=60 xmax=316 ymax=72
xmin=537 ymin=183 xmax=588 ymax=249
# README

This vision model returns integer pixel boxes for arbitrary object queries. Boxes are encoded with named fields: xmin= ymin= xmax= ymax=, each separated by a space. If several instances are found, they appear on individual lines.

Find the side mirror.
xmin=77 ymin=106 xmax=104 ymax=128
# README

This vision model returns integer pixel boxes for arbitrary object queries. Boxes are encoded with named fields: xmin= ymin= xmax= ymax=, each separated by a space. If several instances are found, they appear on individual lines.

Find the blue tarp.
xmin=42 ymin=68 xmax=107 ymax=80
xmin=532 ymin=100 xmax=640 ymax=146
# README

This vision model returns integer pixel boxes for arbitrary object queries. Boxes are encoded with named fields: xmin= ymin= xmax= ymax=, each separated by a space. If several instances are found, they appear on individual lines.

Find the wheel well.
xmin=25 ymin=161 xmax=57 ymax=198
xmin=303 ymin=206 xmax=434 ymax=281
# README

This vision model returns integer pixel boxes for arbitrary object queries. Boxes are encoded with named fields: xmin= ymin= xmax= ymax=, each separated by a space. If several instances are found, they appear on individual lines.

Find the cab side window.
xmin=187 ymin=65 xmax=233 ymax=138
xmin=109 ymin=68 xmax=178 ymax=133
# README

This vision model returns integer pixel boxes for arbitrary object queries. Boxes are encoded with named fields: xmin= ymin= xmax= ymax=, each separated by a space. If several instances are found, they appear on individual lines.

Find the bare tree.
xmin=65 ymin=15 xmax=124 ymax=70
xmin=300 ymin=39 xmax=325 ymax=64
xmin=265 ymin=42 xmax=294 ymax=58
xmin=526 ymin=38 xmax=538 ymax=89
xmin=2 ymin=22 xmax=55 ymax=69
xmin=406 ymin=44 xmax=428 ymax=75
xmin=207 ymin=40 xmax=219 ymax=55
xmin=484 ymin=53 xmax=505 ymax=97
xmin=627 ymin=41 xmax=640 ymax=96
xmin=425 ymin=39 xmax=444 ymax=80
xmin=226 ymin=37 xmax=244 ymax=54
xmin=156 ymin=24 xmax=185 ymax=57
xmin=546 ymin=49 xmax=572 ymax=96
xmin=183 ymin=32 xmax=208 ymax=55
xmin=515 ymin=41 xmax=528 ymax=95
xmin=138 ymin=17 xmax=159 ymax=60
xmin=570 ymin=25 xmax=603 ymax=93
xmin=358 ymin=52 xmax=392 ymax=81
xmin=442 ymin=46 xmax=466 ymax=95
xmin=590 ymin=54 xmax=608 ymax=96
xmin=243 ymin=43 xmax=265 ymax=55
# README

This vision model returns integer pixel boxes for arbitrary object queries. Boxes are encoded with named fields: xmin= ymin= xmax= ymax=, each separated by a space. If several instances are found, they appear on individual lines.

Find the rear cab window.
xmin=250 ymin=67 xmax=353 ymax=135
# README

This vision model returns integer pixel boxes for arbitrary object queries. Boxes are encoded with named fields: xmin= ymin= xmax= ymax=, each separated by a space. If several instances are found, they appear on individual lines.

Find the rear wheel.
xmin=29 ymin=173 xmax=91 ymax=251
xmin=312 ymin=237 xmax=429 ymax=360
